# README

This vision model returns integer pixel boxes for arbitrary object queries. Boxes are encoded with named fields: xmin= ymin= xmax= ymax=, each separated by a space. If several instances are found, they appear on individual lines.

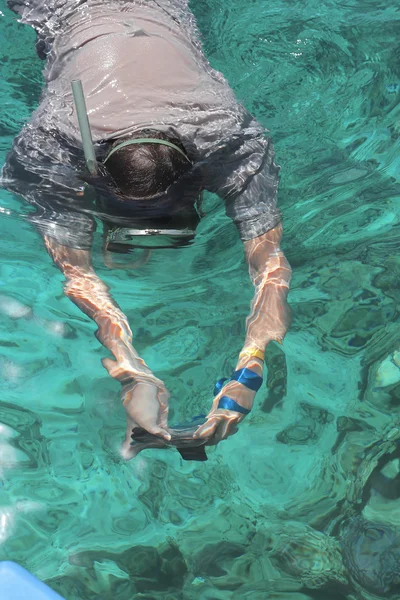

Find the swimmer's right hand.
xmin=120 ymin=378 xmax=171 ymax=460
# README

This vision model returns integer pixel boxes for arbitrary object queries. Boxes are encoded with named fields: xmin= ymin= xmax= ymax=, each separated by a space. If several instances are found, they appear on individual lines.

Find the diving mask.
xmin=72 ymin=79 xmax=201 ymax=252
xmin=105 ymin=226 xmax=196 ymax=251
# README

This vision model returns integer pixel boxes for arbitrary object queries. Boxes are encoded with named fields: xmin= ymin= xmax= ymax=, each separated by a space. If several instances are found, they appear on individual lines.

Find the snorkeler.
xmin=2 ymin=0 xmax=292 ymax=459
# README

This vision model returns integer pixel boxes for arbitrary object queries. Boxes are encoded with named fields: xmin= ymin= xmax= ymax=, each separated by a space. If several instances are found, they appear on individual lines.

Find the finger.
xmin=121 ymin=422 xmax=140 ymax=460
xmin=159 ymin=410 xmax=170 ymax=432
xmin=101 ymin=357 xmax=120 ymax=378
xmin=146 ymin=425 xmax=171 ymax=441
xmin=212 ymin=416 xmax=239 ymax=443
xmin=101 ymin=357 xmax=116 ymax=370
xmin=157 ymin=390 xmax=170 ymax=431
xmin=157 ymin=386 xmax=171 ymax=407
xmin=121 ymin=421 xmax=171 ymax=460
xmin=125 ymin=402 xmax=170 ymax=440
xmin=193 ymin=417 xmax=219 ymax=439
xmin=120 ymin=438 xmax=141 ymax=460
xmin=230 ymin=425 xmax=239 ymax=436
xmin=121 ymin=435 xmax=166 ymax=460
xmin=214 ymin=418 xmax=233 ymax=442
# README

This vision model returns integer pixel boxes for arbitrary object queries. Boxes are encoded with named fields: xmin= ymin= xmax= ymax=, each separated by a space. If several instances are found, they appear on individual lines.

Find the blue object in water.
xmin=0 ymin=562 xmax=65 ymax=600
xmin=385 ymin=83 xmax=400 ymax=93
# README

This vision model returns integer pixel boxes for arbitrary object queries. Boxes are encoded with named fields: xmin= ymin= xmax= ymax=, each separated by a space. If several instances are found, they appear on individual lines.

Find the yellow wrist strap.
xmin=239 ymin=348 xmax=265 ymax=362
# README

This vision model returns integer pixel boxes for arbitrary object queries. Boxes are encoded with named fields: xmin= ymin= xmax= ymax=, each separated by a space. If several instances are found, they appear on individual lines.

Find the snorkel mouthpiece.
xmin=71 ymin=79 xmax=98 ymax=175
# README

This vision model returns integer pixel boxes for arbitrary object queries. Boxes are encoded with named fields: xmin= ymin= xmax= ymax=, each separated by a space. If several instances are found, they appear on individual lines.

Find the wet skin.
xmin=43 ymin=222 xmax=291 ymax=458
xmin=195 ymin=223 xmax=292 ymax=444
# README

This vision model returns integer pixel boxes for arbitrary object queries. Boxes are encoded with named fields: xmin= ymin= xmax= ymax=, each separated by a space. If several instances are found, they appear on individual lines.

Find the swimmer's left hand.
xmin=194 ymin=358 xmax=263 ymax=445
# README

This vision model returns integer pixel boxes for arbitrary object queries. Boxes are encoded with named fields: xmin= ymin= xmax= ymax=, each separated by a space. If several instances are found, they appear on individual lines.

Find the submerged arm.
xmin=43 ymin=236 xmax=170 ymax=447
xmin=43 ymin=235 xmax=157 ymax=386
xmin=195 ymin=223 xmax=291 ymax=442
xmin=239 ymin=221 xmax=292 ymax=364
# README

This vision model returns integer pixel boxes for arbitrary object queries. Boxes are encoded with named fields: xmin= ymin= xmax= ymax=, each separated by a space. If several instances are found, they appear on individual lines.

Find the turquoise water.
xmin=1 ymin=0 xmax=400 ymax=598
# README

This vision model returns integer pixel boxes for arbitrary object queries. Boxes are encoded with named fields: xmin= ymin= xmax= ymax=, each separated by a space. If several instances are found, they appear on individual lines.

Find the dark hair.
xmin=103 ymin=129 xmax=193 ymax=198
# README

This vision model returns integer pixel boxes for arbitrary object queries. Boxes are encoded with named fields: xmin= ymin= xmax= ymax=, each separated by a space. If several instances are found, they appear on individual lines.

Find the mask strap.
xmin=104 ymin=138 xmax=192 ymax=164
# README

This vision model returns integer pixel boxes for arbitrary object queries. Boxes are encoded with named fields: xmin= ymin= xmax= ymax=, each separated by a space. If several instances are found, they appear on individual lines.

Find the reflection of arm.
xmin=43 ymin=235 xmax=162 ymax=389
xmin=238 ymin=223 xmax=292 ymax=364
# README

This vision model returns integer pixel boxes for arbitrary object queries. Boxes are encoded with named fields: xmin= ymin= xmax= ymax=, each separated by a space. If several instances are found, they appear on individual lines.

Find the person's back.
xmin=20 ymin=0 xmax=242 ymax=149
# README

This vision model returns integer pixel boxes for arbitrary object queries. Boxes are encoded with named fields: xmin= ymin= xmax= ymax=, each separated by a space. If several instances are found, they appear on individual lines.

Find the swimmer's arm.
xmin=43 ymin=236 xmax=171 ymax=447
xmin=194 ymin=224 xmax=292 ymax=442
xmin=42 ymin=236 xmax=161 ymax=389
xmin=237 ymin=223 xmax=292 ymax=371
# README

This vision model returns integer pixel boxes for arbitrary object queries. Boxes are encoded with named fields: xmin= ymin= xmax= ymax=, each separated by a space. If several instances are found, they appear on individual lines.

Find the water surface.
xmin=0 ymin=0 xmax=400 ymax=598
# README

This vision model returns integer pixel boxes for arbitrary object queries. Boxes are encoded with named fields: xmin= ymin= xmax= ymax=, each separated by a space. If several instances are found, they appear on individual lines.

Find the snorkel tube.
xmin=71 ymin=79 xmax=98 ymax=175
xmin=71 ymin=78 xmax=153 ymax=269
